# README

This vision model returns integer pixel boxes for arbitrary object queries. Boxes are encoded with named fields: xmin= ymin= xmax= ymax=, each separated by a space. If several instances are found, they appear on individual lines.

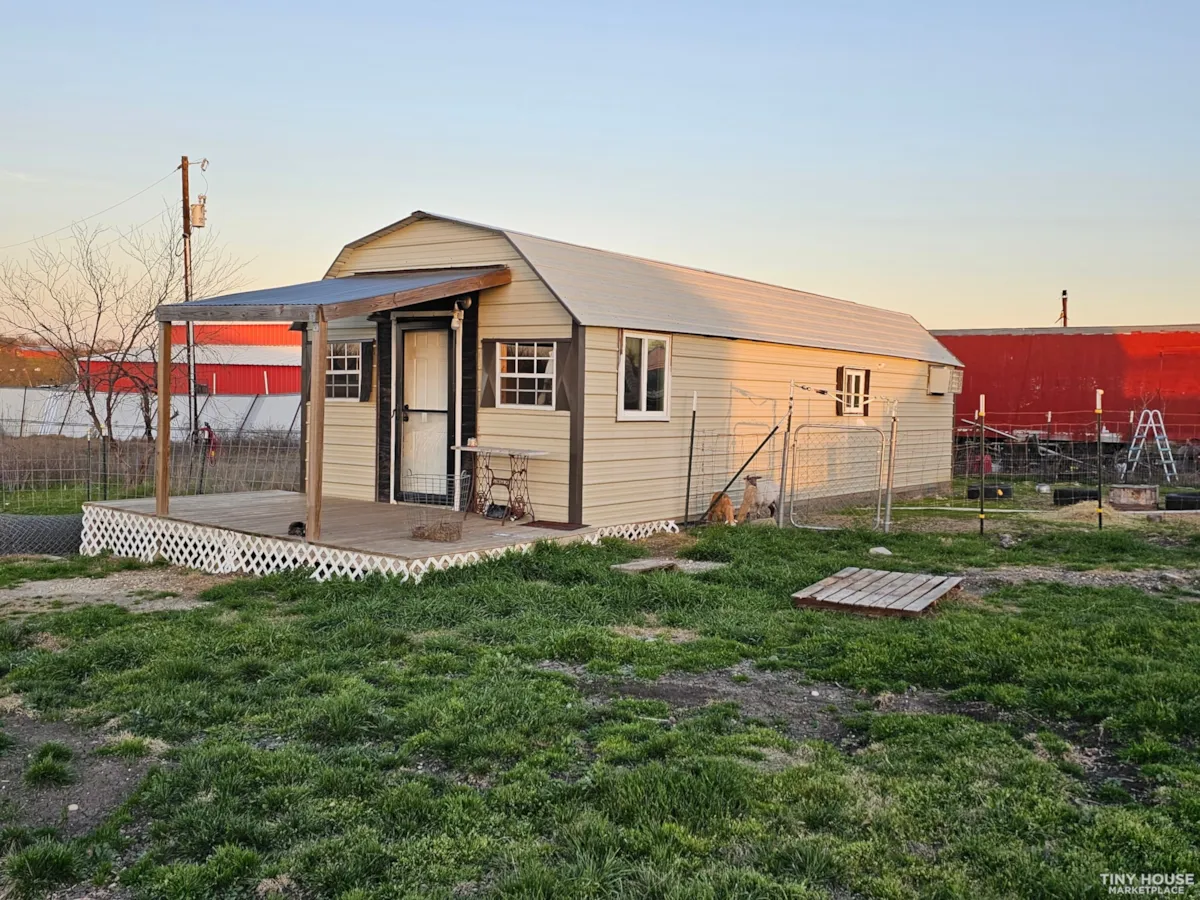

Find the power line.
xmin=0 ymin=168 xmax=179 ymax=251
xmin=95 ymin=207 xmax=175 ymax=252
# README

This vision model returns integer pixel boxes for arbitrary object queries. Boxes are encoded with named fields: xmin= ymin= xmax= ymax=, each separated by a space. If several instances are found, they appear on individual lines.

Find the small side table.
xmin=453 ymin=445 xmax=548 ymax=521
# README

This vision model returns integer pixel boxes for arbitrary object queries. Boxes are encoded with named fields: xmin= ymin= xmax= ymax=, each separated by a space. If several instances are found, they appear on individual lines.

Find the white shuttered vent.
xmin=927 ymin=365 xmax=963 ymax=396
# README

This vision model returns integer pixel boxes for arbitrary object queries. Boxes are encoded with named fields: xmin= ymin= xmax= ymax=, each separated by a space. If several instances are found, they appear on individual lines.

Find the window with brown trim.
xmin=498 ymin=340 xmax=556 ymax=408
xmin=325 ymin=341 xmax=362 ymax=400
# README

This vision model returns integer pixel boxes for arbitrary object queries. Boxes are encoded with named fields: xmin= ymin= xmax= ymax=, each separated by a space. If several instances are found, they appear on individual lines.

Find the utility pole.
xmin=180 ymin=155 xmax=197 ymax=438
xmin=1058 ymin=289 xmax=1068 ymax=328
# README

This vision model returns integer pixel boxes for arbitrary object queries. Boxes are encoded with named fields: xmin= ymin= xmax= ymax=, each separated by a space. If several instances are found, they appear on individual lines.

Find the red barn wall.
xmin=169 ymin=324 xmax=300 ymax=346
xmin=934 ymin=329 xmax=1200 ymax=440
xmin=83 ymin=362 xmax=301 ymax=395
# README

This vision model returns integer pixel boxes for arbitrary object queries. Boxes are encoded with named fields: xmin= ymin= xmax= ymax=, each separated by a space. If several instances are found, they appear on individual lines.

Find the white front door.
xmin=397 ymin=328 xmax=450 ymax=500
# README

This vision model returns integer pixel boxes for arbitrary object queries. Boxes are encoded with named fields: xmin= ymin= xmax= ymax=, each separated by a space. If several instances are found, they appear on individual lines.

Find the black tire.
xmin=1165 ymin=493 xmax=1200 ymax=511
xmin=966 ymin=484 xmax=1014 ymax=501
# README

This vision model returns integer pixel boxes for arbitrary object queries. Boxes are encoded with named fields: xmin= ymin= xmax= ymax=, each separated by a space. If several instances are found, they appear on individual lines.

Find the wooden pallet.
xmin=791 ymin=567 xmax=962 ymax=617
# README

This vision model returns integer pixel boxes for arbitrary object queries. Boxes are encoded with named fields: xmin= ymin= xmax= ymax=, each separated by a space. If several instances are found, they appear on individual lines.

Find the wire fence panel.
xmin=0 ymin=421 xmax=301 ymax=516
xmin=169 ymin=429 xmax=302 ymax=498
xmin=684 ymin=426 xmax=785 ymax=525
xmin=0 ymin=387 xmax=301 ymax=440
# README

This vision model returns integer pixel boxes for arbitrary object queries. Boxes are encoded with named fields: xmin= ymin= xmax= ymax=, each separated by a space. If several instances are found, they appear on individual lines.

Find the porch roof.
xmin=156 ymin=266 xmax=512 ymax=323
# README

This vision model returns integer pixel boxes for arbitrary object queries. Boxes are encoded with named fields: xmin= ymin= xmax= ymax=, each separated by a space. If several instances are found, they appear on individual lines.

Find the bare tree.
xmin=0 ymin=208 xmax=244 ymax=440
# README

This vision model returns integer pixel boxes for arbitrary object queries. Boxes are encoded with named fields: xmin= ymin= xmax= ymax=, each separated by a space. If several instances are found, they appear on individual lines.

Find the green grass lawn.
xmin=1 ymin=526 xmax=1199 ymax=898
xmin=0 ymin=483 xmax=155 ymax=515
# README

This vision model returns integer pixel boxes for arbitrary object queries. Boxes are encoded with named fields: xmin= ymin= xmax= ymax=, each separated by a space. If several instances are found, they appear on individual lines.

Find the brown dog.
xmin=707 ymin=491 xmax=735 ymax=525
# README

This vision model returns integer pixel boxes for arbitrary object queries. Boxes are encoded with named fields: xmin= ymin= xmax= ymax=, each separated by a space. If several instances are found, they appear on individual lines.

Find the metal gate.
xmin=787 ymin=424 xmax=887 ymax=529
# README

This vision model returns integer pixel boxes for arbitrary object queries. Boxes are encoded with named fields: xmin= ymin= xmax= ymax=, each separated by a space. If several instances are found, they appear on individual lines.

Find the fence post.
xmin=101 ymin=424 xmax=109 ymax=501
xmin=18 ymin=386 xmax=27 ymax=437
xmin=1096 ymin=389 xmax=1104 ymax=530
xmin=683 ymin=392 xmax=697 ymax=526
xmin=776 ymin=382 xmax=794 ymax=527
xmin=197 ymin=427 xmax=210 ymax=495
xmin=978 ymin=394 xmax=986 ymax=535
xmin=884 ymin=405 xmax=898 ymax=533
xmin=86 ymin=432 xmax=92 ymax=502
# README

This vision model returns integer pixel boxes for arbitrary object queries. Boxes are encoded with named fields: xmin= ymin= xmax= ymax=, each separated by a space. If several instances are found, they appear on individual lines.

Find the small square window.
xmin=325 ymin=342 xmax=362 ymax=399
xmin=498 ymin=341 xmax=556 ymax=408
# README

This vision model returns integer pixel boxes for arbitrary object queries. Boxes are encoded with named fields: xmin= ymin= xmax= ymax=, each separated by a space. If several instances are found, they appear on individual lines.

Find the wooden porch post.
xmin=155 ymin=320 xmax=172 ymax=516
xmin=306 ymin=312 xmax=327 ymax=541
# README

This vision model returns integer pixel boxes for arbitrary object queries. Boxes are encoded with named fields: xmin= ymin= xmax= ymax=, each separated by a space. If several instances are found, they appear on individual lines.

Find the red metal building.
xmin=932 ymin=325 xmax=1200 ymax=441
xmin=81 ymin=323 xmax=301 ymax=396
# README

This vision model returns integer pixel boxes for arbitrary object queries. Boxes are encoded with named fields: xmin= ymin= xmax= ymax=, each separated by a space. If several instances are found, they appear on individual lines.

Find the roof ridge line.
xmin=415 ymin=210 xmax=919 ymax=322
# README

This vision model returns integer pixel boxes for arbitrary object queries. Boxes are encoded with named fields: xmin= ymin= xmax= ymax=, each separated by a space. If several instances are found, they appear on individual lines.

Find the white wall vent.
xmin=927 ymin=365 xmax=963 ymax=396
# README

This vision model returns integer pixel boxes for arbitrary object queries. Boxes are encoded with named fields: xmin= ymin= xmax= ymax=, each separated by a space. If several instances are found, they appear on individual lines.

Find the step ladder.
xmin=1125 ymin=409 xmax=1177 ymax=483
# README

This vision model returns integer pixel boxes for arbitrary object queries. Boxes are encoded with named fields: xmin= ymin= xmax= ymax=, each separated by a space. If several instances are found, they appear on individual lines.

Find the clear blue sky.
xmin=2 ymin=1 xmax=1197 ymax=328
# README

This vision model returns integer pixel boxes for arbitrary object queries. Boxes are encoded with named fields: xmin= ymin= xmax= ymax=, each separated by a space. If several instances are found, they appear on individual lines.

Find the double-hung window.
xmin=326 ymin=341 xmax=362 ymax=399
xmin=498 ymin=341 xmax=556 ymax=408
xmin=619 ymin=331 xmax=670 ymax=420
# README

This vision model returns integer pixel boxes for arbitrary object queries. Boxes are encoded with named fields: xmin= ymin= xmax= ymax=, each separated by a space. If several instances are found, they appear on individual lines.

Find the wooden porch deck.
xmin=89 ymin=490 xmax=595 ymax=561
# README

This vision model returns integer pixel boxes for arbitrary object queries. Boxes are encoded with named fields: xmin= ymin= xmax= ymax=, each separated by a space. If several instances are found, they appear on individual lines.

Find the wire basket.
xmin=403 ymin=472 xmax=472 ymax=542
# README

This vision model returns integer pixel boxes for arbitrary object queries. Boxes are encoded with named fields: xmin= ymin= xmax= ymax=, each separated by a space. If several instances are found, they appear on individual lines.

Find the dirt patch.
xmin=959 ymin=565 xmax=1200 ymax=597
xmin=573 ymin=663 xmax=1149 ymax=798
xmin=47 ymin=885 xmax=135 ymax=900
xmin=0 ymin=713 xmax=157 ymax=838
xmin=0 ymin=694 xmax=28 ymax=716
xmin=609 ymin=624 xmax=700 ymax=644
xmin=30 ymin=631 xmax=70 ymax=652
xmin=580 ymin=663 xmax=909 ymax=745
xmin=634 ymin=530 xmax=698 ymax=558
xmin=0 ymin=567 xmax=236 ymax=618
xmin=1041 ymin=503 xmax=1200 ymax=530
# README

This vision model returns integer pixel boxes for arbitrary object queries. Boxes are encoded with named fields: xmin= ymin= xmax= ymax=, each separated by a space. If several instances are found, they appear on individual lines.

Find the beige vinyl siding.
xmin=327 ymin=218 xmax=573 ymax=518
xmin=313 ymin=319 xmax=377 ymax=502
xmin=329 ymin=217 xmax=572 ymax=337
xmin=582 ymin=327 xmax=955 ymax=527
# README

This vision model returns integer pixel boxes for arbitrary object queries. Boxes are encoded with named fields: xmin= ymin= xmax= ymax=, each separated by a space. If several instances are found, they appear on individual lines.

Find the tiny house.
xmin=83 ymin=212 xmax=962 ymax=579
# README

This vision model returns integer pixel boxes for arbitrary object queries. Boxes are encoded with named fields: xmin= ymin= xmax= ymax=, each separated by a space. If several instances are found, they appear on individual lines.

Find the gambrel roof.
xmin=325 ymin=211 xmax=961 ymax=366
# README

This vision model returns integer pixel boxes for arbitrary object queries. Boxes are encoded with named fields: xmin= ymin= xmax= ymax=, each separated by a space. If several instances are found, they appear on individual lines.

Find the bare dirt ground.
xmin=564 ymin=661 xmax=1150 ymax=801
xmin=960 ymin=565 xmax=1200 ymax=597
xmin=0 ymin=711 xmax=159 ymax=839
xmin=0 ymin=568 xmax=233 ymax=619
xmin=635 ymin=530 xmax=698 ymax=558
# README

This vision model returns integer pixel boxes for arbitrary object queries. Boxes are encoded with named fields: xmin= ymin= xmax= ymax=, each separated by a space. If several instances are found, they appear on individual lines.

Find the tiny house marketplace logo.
xmin=1100 ymin=872 xmax=1196 ymax=895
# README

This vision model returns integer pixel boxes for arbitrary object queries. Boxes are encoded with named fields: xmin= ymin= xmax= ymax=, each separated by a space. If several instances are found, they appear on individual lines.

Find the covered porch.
xmin=150 ymin=266 xmax=514 ymax=541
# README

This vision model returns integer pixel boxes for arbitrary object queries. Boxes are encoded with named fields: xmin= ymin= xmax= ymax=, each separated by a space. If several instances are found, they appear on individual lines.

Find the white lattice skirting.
xmin=80 ymin=506 xmax=678 ymax=583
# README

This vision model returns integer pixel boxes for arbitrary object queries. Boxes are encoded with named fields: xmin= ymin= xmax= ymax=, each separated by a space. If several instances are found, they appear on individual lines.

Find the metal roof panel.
xmin=157 ymin=268 xmax=508 ymax=321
